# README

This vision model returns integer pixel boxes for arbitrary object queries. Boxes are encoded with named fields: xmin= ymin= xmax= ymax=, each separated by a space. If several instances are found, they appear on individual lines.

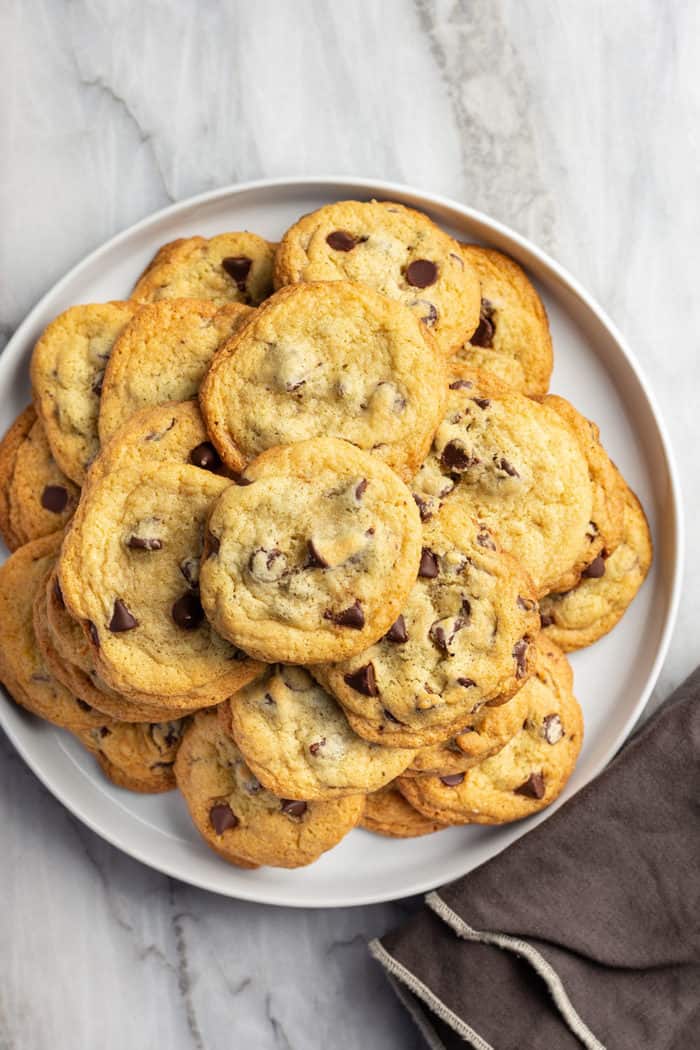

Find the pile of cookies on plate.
xmin=0 ymin=200 xmax=652 ymax=870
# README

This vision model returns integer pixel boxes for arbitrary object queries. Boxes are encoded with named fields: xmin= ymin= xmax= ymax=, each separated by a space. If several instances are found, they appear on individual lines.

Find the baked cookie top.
xmin=453 ymin=245 xmax=553 ymax=396
xmin=412 ymin=367 xmax=594 ymax=596
xmin=226 ymin=665 xmax=415 ymax=801
xmin=76 ymin=718 xmax=188 ymax=794
xmin=98 ymin=299 xmax=252 ymax=444
xmin=0 ymin=405 xmax=39 ymax=550
xmin=30 ymin=301 xmax=142 ymax=484
xmin=540 ymin=474 xmax=652 ymax=651
xmin=199 ymin=280 xmax=447 ymax=481
xmin=0 ymin=533 xmax=103 ymax=730
xmin=175 ymin=710 xmax=365 ymax=869
xmin=361 ymin=783 xmax=446 ymax=838
xmin=314 ymin=504 xmax=539 ymax=748
xmin=58 ymin=463 xmax=263 ymax=702
xmin=91 ymin=400 xmax=222 ymax=485
xmin=544 ymin=394 xmax=625 ymax=592
xmin=399 ymin=639 xmax=582 ymax=825
xmin=131 ymin=232 xmax=275 ymax=307
xmin=274 ymin=199 xmax=481 ymax=354
xmin=199 ymin=438 xmax=422 ymax=664
xmin=9 ymin=416 xmax=80 ymax=546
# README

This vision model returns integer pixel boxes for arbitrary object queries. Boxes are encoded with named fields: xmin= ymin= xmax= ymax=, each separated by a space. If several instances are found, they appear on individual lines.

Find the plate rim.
xmin=0 ymin=175 xmax=684 ymax=907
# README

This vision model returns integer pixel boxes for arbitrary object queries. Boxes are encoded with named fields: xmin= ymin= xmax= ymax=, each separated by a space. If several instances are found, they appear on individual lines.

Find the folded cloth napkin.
xmin=371 ymin=668 xmax=700 ymax=1050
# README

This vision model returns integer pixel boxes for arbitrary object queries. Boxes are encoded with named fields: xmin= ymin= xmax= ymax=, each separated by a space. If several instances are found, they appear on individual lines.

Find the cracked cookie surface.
xmin=313 ymin=503 xmax=539 ymax=748
xmin=131 ymin=232 xmax=275 ymax=307
xmin=274 ymin=199 xmax=481 ymax=354
xmin=200 ymin=438 xmax=422 ymax=664
xmin=30 ymin=302 xmax=142 ymax=484
xmin=225 ymin=665 xmax=415 ymax=800
xmin=200 ymin=280 xmax=448 ymax=481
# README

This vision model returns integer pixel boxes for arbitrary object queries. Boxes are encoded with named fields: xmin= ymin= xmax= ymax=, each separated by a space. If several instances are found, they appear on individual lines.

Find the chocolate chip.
xmin=109 ymin=599 xmax=138 ymax=632
xmin=222 ymin=255 xmax=252 ymax=290
xmin=384 ymin=708 xmax=404 ymax=725
xmin=189 ymin=442 xmax=220 ymax=471
xmin=582 ymin=555 xmax=606 ymax=579
xmin=306 ymin=540 xmax=329 ymax=569
xmin=99 ymin=726 xmax=111 ymax=738
xmin=472 ymin=397 xmax=491 ymax=410
xmin=325 ymin=600 xmax=365 ymax=629
xmin=326 ymin=230 xmax=360 ymax=252
xmin=413 ymin=494 xmax=432 ymax=522
xmin=457 ymin=677 xmax=476 ymax=688
xmin=343 ymin=663 xmax=378 ymax=696
xmin=513 ymin=638 xmax=529 ymax=678
xmin=385 ymin=615 xmax=408 ymax=644
xmin=76 ymin=699 xmax=92 ymax=713
xmin=172 ymin=592 xmax=204 ymax=630
xmin=206 ymin=531 xmax=220 ymax=557
xmin=498 ymin=458 xmax=519 ymax=478
xmin=440 ymin=773 xmax=465 ymax=787
xmin=41 ymin=485 xmax=68 ymax=513
xmin=429 ymin=616 xmax=465 ymax=655
xmin=280 ymin=799 xmax=307 ymax=817
xmin=515 ymin=771 xmax=545 ymax=799
xmin=127 ymin=535 xmax=163 ymax=551
xmin=540 ymin=613 xmax=555 ymax=628
xmin=87 ymin=621 xmax=100 ymax=647
xmin=179 ymin=557 xmax=200 ymax=589
xmin=232 ymin=473 xmax=253 ymax=486
xmin=471 ymin=299 xmax=495 ymax=348
xmin=440 ymin=441 xmax=475 ymax=472
xmin=53 ymin=577 xmax=64 ymax=607
xmin=248 ymin=547 xmax=288 ymax=581
xmin=355 ymin=478 xmax=368 ymax=500
xmin=309 ymin=739 xmax=326 ymax=756
xmin=411 ymin=299 xmax=438 ymax=326
xmin=449 ymin=379 xmax=473 ymax=390
xmin=418 ymin=547 xmax=439 ymax=578
xmin=92 ymin=372 xmax=104 ymax=396
xmin=476 ymin=530 xmax=496 ymax=550
xmin=210 ymin=802 xmax=239 ymax=834
xmin=406 ymin=259 xmax=438 ymax=288
xmin=542 ymin=714 xmax=564 ymax=744
xmin=517 ymin=596 xmax=536 ymax=611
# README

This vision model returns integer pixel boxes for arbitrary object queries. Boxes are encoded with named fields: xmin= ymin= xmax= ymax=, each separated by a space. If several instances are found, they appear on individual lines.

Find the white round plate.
xmin=0 ymin=178 xmax=682 ymax=908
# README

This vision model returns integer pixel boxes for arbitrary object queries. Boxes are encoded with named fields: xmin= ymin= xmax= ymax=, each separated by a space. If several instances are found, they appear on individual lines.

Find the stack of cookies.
xmin=0 ymin=201 xmax=652 ymax=870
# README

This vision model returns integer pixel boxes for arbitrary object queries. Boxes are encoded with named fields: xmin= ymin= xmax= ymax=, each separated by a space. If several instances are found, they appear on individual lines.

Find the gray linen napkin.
xmin=371 ymin=667 xmax=700 ymax=1049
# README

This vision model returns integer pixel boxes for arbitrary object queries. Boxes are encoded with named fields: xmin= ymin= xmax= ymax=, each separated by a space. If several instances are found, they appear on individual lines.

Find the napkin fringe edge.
xmin=369 ymin=938 xmax=494 ymax=1050
xmin=426 ymin=890 xmax=607 ymax=1050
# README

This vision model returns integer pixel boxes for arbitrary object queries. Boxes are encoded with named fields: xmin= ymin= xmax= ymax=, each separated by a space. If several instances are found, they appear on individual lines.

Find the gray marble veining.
xmin=1 ymin=1 xmax=697 ymax=1047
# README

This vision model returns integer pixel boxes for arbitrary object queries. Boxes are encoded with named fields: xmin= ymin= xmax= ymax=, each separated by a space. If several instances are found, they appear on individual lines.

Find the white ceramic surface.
xmin=0 ymin=177 xmax=682 ymax=908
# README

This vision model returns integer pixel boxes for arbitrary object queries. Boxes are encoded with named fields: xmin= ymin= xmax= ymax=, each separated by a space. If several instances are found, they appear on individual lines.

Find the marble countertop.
xmin=1 ymin=2 xmax=697 ymax=1048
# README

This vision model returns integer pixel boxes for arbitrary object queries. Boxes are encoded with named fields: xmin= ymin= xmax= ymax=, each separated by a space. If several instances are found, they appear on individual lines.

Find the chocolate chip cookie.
xmin=58 ymin=463 xmax=263 ymax=704
xmin=98 ymin=299 xmax=252 ymax=444
xmin=175 ymin=709 xmax=365 ymax=868
xmin=131 ymin=232 xmax=275 ymax=307
xmin=361 ymin=783 xmax=446 ymax=838
xmin=8 ymin=414 xmax=80 ymax=545
xmin=0 ymin=533 xmax=109 ymax=730
xmin=199 ymin=280 xmax=447 ymax=481
xmin=412 ymin=366 xmax=595 ymax=596
xmin=224 ymin=665 xmax=416 ymax=800
xmin=274 ymin=199 xmax=481 ymax=354
xmin=199 ymin=438 xmax=422 ymax=664
xmin=540 ymin=472 xmax=652 ymax=651
xmin=30 ymin=301 xmax=142 ymax=484
xmin=399 ymin=639 xmax=583 ymax=825
xmin=76 ymin=718 xmax=188 ymax=793
xmin=453 ymin=245 xmax=553 ymax=396
xmin=313 ymin=503 xmax=539 ymax=748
